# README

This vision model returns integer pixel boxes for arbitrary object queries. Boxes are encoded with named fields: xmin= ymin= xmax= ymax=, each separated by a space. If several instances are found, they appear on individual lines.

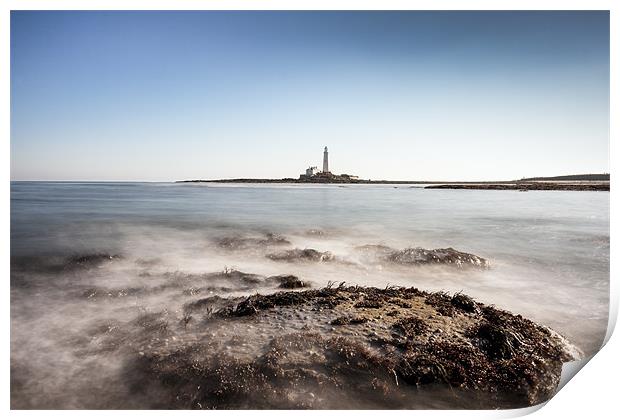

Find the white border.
xmin=2 ymin=1 xmax=616 ymax=419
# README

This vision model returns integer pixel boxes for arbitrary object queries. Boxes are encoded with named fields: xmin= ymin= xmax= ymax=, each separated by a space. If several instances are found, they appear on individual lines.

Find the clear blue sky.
xmin=11 ymin=11 xmax=609 ymax=181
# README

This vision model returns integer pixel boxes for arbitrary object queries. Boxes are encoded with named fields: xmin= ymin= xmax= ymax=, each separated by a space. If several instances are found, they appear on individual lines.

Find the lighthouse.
xmin=298 ymin=146 xmax=359 ymax=181
xmin=323 ymin=146 xmax=329 ymax=173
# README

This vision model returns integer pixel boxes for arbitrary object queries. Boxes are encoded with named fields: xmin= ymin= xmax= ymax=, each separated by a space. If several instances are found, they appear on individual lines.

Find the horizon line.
xmin=9 ymin=172 xmax=611 ymax=184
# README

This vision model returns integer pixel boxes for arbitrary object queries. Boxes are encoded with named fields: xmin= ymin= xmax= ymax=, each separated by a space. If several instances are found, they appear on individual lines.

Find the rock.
xmin=183 ymin=295 xmax=230 ymax=312
xmin=451 ymin=292 xmax=478 ymax=313
xmin=266 ymin=275 xmax=309 ymax=289
xmin=163 ymin=269 xmax=264 ymax=293
xmin=215 ymin=233 xmax=291 ymax=250
xmin=425 ymin=183 xmax=609 ymax=191
xmin=391 ymin=316 xmax=429 ymax=336
xmin=266 ymin=248 xmax=334 ymax=263
xmin=127 ymin=285 xmax=579 ymax=409
xmin=469 ymin=323 xmax=518 ymax=360
xmin=388 ymin=247 xmax=489 ymax=268
xmin=330 ymin=316 xmax=369 ymax=326
xmin=211 ymin=269 xmax=263 ymax=285
xmin=357 ymin=245 xmax=489 ymax=269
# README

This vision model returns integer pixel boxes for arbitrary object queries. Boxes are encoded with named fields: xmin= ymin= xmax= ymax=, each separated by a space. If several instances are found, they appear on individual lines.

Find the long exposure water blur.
xmin=10 ymin=181 xmax=609 ymax=408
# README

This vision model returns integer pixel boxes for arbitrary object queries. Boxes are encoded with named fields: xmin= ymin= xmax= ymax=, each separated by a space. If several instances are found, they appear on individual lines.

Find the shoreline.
xmin=177 ymin=179 xmax=610 ymax=191
xmin=425 ymin=182 xmax=609 ymax=191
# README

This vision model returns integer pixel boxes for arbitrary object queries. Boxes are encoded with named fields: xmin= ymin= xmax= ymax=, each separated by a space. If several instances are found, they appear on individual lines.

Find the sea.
xmin=10 ymin=181 xmax=610 ymax=408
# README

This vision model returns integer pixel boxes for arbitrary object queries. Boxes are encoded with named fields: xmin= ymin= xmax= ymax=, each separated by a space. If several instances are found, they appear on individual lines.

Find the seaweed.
xmin=468 ymin=323 xmax=519 ymax=360
xmin=388 ymin=298 xmax=412 ymax=308
xmin=223 ymin=291 xmax=314 ymax=317
xmin=354 ymin=299 xmax=383 ymax=309
xmin=331 ymin=316 xmax=369 ymax=326
xmin=118 ymin=285 xmax=576 ymax=409
xmin=424 ymin=292 xmax=455 ymax=317
xmin=451 ymin=292 xmax=478 ymax=313
xmin=392 ymin=316 xmax=429 ymax=336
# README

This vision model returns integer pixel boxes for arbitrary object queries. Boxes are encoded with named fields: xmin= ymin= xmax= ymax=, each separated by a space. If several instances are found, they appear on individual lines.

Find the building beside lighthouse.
xmin=299 ymin=147 xmax=359 ymax=182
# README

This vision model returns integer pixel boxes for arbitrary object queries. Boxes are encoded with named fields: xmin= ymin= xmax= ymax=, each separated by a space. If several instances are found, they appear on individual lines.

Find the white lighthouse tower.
xmin=323 ymin=146 xmax=329 ymax=173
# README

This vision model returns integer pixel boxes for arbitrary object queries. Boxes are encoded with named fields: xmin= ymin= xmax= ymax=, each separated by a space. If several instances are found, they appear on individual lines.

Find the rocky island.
xmin=177 ymin=148 xmax=609 ymax=190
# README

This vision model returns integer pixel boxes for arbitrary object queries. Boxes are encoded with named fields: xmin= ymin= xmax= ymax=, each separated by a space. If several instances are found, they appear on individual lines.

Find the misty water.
xmin=10 ymin=181 xmax=609 ymax=408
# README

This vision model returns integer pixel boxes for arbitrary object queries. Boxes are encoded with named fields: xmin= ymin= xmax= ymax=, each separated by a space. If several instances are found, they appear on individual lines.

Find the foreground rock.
xmin=120 ymin=285 xmax=578 ymax=409
xmin=357 ymin=245 xmax=490 ymax=269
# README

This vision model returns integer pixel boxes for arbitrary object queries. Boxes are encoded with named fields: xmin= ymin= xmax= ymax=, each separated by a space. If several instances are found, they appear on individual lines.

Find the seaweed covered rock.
xmin=357 ymin=245 xmax=489 ymax=269
xmin=122 ymin=285 xmax=579 ymax=409
xmin=215 ymin=233 xmax=291 ymax=250
xmin=162 ymin=269 xmax=264 ymax=294
xmin=266 ymin=248 xmax=334 ymax=263
xmin=266 ymin=274 xmax=309 ymax=289
xmin=389 ymin=247 xmax=489 ymax=268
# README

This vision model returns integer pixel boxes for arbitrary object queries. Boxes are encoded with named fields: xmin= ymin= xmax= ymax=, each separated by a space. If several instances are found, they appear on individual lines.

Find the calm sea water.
xmin=10 ymin=181 xmax=609 ymax=408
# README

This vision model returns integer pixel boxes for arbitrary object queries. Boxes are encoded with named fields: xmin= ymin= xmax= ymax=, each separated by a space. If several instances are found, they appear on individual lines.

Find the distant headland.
xmin=178 ymin=147 xmax=609 ymax=191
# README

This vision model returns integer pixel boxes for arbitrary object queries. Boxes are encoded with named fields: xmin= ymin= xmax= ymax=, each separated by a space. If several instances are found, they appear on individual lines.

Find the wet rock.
xmin=357 ymin=245 xmax=489 ymax=269
xmin=267 ymin=275 xmax=309 ymax=289
xmin=126 ymin=285 xmax=579 ymax=409
xmin=451 ymin=292 xmax=478 ymax=313
xmin=212 ymin=269 xmax=263 ymax=285
xmin=231 ymin=299 xmax=259 ymax=317
xmin=469 ymin=323 xmax=518 ymax=360
xmin=184 ymin=295 xmax=230 ymax=312
xmin=354 ymin=297 xmax=384 ymax=309
xmin=163 ymin=269 xmax=264 ymax=292
xmin=388 ymin=247 xmax=489 ymax=268
xmin=215 ymin=233 xmax=291 ymax=250
xmin=423 ymin=292 xmax=453 ymax=316
xmin=227 ymin=291 xmax=312 ymax=315
xmin=388 ymin=298 xmax=412 ymax=309
xmin=392 ymin=316 xmax=429 ymax=337
xmin=330 ymin=316 xmax=369 ymax=326
xmin=266 ymin=248 xmax=334 ymax=263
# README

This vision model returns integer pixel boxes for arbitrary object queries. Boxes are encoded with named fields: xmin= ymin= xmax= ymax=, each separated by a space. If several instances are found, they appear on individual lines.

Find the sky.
xmin=10 ymin=11 xmax=609 ymax=181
